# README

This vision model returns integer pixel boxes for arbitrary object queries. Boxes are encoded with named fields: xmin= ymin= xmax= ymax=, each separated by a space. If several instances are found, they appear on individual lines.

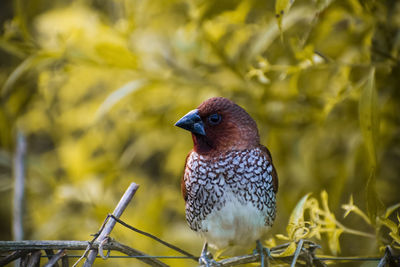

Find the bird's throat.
xmin=192 ymin=134 xmax=213 ymax=154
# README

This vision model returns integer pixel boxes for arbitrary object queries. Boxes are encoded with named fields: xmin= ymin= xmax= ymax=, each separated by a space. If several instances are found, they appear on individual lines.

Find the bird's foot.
xmin=199 ymin=243 xmax=220 ymax=267
xmin=254 ymin=240 xmax=271 ymax=267
xmin=198 ymin=253 xmax=219 ymax=267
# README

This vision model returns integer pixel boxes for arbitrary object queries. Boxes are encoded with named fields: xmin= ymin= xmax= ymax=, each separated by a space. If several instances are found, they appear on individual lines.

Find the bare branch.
xmin=26 ymin=250 xmax=42 ymax=267
xmin=0 ymin=240 xmax=168 ymax=267
xmin=199 ymin=240 xmax=327 ymax=267
xmin=0 ymin=250 xmax=33 ymax=266
xmin=290 ymin=239 xmax=303 ymax=267
xmin=43 ymin=250 xmax=66 ymax=267
xmin=110 ymin=215 xmax=198 ymax=261
xmin=82 ymin=182 xmax=139 ymax=267
xmin=61 ymin=254 xmax=69 ymax=267
xmin=0 ymin=240 xmax=90 ymax=251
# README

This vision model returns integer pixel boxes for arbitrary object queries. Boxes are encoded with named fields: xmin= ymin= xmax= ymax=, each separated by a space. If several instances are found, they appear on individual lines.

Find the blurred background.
xmin=0 ymin=0 xmax=399 ymax=266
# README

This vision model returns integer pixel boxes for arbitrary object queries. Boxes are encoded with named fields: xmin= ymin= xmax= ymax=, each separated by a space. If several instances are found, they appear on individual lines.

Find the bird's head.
xmin=175 ymin=97 xmax=260 ymax=155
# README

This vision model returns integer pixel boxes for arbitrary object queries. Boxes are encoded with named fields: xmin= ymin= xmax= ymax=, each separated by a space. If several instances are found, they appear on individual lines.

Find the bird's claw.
xmin=264 ymin=246 xmax=271 ymax=258
xmin=199 ymin=243 xmax=220 ymax=267
xmin=198 ymin=253 xmax=219 ymax=267
xmin=252 ymin=247 xmax=271 ymax=257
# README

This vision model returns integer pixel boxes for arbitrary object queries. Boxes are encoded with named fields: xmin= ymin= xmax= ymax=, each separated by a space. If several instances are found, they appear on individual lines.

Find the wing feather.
xmin=181 ymin=150 xmax=193 ymax=202
xmin=259 ymin=144 xmax=278 ymax=194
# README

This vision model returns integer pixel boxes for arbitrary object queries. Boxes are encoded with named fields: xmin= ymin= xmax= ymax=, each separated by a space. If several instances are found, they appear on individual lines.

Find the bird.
xmin=175 ymin=97 xmax=278 ymax=266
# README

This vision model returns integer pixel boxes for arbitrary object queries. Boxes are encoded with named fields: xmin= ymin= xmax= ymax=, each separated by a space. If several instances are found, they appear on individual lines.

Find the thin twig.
xmin=290 ymin=239 xmax=303 ymax=267
xmin=316 ymin=256 xmax=382 ymax=262
xmin=107 ymin=240 xmax=169 ymax=267
xmin=200 ymin=240 xmax=321 ymax=267
xmin=72 ymin=186 xmax=138 ymax=267
xmin=216 ymin=253 xmax=259 ymax=266
xmin=71 ymin=243 xmax=91 ymax=267
xmin=43 ymin=249 xmax=66 ymax=267
xmin=44 ymin=249 xmax=57 ymax=267
xmin=0 ymin=250 xmax=34 ymax=266
xmin=76 ymin=213 xmax=113 ymax=264
xmin=26 ymin=250 xmax=42 ymax=267
xmin=110 ymin=214 xmax=199 ymax=261
xmin=1 ymin=240 xmax=396 ymax=266
xmin=82 ymin=182 xmax=139 ymax=267
xmin=0 ymin=240 xmax=169 ymax=267
xmin=61 ymin=254 xmax=68 ymax=267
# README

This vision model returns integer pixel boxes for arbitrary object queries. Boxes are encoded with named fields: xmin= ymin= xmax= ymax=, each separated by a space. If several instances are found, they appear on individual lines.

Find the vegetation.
xmin=0 ymin=0 xmax=399 ymax=266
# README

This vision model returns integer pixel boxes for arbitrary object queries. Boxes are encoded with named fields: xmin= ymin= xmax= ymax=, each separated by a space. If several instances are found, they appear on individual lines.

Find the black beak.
xmin=175 ymin=109 xmax=206 ymax=136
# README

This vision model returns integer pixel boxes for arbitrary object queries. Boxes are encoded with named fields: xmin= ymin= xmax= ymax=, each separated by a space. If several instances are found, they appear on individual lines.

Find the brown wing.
xmin=259 ymin=144 xmax=278 ymax=194
xmin=181 ymin=150 xmax=193 ymax=202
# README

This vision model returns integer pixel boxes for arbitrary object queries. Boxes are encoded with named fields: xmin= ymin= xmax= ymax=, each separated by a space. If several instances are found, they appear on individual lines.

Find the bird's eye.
xmin=207 ymin=113 xmax=222 ymax=125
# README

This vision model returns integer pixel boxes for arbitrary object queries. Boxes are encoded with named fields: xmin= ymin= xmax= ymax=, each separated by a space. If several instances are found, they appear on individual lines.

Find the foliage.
xmin=0 ymin=0 xmax=400 ymax=266
xmin=274 ymin=191 xmax=400 ymax=258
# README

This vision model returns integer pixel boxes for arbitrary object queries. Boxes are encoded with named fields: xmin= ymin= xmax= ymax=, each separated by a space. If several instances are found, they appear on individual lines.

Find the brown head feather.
xmin=193 ymin=97 xmax=260 ymax=155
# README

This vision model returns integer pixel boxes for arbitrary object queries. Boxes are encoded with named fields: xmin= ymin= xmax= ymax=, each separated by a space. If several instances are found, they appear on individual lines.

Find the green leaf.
xmin=359 ymin=68 xmax=384 ymax=224
xmin=358 ymin=67 xmax=378 ymax=167
xmin=366 ymin=169 xmax=384 ymax=225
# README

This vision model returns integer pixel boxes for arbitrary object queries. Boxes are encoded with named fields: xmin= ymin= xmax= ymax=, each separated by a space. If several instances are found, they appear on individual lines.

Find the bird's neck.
xmin=191 ymin=133 xmax=259 ymax=156
xmin=192 ymin=134 xmax=213 ymax=154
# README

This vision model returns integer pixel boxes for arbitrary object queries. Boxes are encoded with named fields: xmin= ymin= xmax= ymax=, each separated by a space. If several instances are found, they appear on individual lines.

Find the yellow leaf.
xmin=320 ymin=191 xmax=344 ymax=255
xmin=341 ymin=195 xmax=371 ymax=224
xmin=389 ymin=232 xmax=400 ymax=245
xmin=358 ymin=68 xmax=382 ymax=225
xmin=271 ymin=241 xmax=297 ymax=257
xmin=378 ymin=217 xmax=398 ymax=235
xmin=384 ymin=203 xmax=400 ymax=219
xmin=327 ymin=229 xmax=343 ymax=255
xmin=95 ymin=79 xmax=147 ymax=120
xmin=293 ymin=226 xmax=310 ymax=241
xmin=275 ymin=234 xmax=290 ymax=240
xmin=2 ymin=52 xmax=60 ymax=96
xmin=287 ymin=193 xmax=310 ymax=238
xmin=309 ymin=224 xmax=322 ymax=240
xmin=275 ymin=0 xmax=295 ymax=36
xmin=342 ymin=195 xmax=354 ymax=219
xmin=95 ymin=42 xmax=137 ymax=68
xmin=321 ymin=190 xmax=336 ymax=228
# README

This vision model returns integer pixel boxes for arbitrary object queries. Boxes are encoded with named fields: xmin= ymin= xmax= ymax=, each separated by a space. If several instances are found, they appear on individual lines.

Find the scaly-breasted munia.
xmin=175 ymin=97 xmax=278 ymax=266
